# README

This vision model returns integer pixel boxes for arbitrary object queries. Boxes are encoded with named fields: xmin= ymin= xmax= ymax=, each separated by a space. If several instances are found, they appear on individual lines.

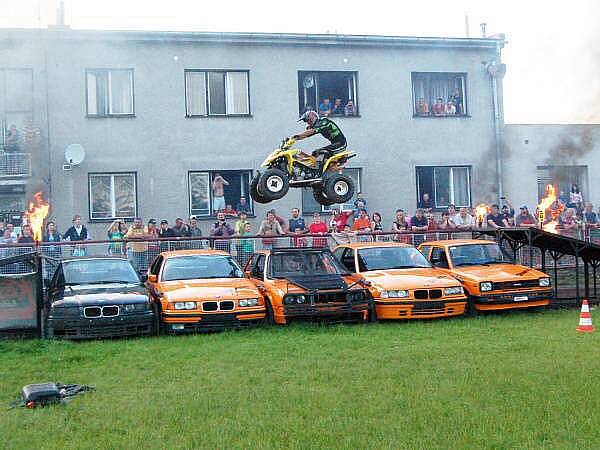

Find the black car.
xmin=46 ymin=257 xmax=154 ymax=339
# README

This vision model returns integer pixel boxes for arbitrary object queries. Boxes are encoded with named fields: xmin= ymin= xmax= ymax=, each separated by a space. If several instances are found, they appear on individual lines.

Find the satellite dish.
xmin=65 ymin=144 xmax=86 ymax=166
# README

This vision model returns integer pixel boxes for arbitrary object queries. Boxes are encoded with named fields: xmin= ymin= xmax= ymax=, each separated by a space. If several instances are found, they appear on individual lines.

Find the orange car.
xmin=418 ymin=239 xmax=553 ymax=311
xmin=147 ymin=250 xmax=266 ymax=332
xmin=333 ymin=242 xmax=468 ymax=319
xmin=244 ymin=247 xmax=371 ymax=324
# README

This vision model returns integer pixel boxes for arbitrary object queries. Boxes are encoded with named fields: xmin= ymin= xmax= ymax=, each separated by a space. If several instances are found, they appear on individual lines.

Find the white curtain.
xmin=413 ymin=74 xmax=462 ymax=110
xmin=226 ymin=72 xmax=249 ymax=115
xmin=108 ymin=71 xmax=133 ymax=114
xmin=452 ymin=167 xmax=470 ymax=207
xmin=86 ymin=72 xmax=98 ymax=115
xmin=186 ymin=72 xmax=207 ymax=116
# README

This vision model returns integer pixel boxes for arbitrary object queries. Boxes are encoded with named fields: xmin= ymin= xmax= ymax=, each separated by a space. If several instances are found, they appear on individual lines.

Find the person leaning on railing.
xmin=124 ymin=218 xmax=149 ymax=272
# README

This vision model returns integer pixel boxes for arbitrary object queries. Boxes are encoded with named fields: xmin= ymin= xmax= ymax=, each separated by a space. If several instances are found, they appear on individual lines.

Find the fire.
xmin=475 ymin=204 xmax=489 ymax=226
xmin=25 ymin=192 xmax=50 ymax=242
xmin=537 ymin=184 xmax=563 ymax=233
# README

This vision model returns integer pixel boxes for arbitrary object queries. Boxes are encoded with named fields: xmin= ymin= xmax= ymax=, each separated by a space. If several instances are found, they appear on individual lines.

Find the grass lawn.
xmin=1 ymin=309 xmax=600 ymax=449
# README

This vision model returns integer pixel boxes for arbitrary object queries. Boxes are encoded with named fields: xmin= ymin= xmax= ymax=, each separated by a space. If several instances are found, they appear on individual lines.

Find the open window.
xmin=430 ymin=247 xmax=449 ymax=268
xmin=189 ymin=170 xmax=253 ymax=217
xmin=185 ymin=70 xmax=250 ymax=117
xmin=298 ymin=71 xmax=358 ymax=117
xmin=416 ymin=166 xmax=471 ymax=210
xmin=86 ymin=69 xmax=134 ymax=117
xmin=412 ymin=72 xmax=467 ymax=117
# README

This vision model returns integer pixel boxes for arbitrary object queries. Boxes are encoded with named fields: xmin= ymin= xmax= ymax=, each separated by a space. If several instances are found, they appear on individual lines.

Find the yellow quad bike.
xmin=250 ymin=138 xmax=356 ymax=206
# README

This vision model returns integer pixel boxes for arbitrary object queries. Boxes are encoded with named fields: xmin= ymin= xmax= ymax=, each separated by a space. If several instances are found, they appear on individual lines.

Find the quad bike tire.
xmin=250 ymin=174 xmax=271 ymax=204
xmin=323 ymin=173 xmax=355 ymax=204
xmin=312 ymin=187 xmax=336 ymax=206
xmin=257 ymin=168 xmax=290 ymax=201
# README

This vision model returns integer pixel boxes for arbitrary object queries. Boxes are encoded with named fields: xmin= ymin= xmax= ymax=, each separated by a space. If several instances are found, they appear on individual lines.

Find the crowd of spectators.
xmin=316 ymin=97 xmax=357 ymax=117
xmin=415 ymin=88 xmax=464 ymax=117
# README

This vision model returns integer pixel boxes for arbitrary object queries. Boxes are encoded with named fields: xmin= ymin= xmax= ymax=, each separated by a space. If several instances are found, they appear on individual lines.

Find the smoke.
xmin=543 ymin=127 xmax=594 ymax=166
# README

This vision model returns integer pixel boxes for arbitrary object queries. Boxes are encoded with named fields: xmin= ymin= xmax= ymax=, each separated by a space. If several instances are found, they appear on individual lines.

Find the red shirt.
xmin=332 ymin=211 xmax=352 ymax=232
xmin=352 ymin=217 xmax=371 ymax=231
xmin=309 ymin=222 xmax=328 ymax=247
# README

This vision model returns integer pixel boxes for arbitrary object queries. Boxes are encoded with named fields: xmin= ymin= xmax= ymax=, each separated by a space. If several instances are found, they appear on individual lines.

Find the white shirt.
xmin=453 ymin=213 xmax=475 ymax=226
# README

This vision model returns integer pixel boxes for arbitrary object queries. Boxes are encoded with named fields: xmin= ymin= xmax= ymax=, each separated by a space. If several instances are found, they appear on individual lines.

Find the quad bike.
xmin=250 ymin=138 xmax=356 ymax=206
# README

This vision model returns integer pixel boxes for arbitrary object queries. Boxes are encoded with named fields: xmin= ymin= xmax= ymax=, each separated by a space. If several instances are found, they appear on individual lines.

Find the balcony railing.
xmin=0 ymin=152 xmax=31 ymax=177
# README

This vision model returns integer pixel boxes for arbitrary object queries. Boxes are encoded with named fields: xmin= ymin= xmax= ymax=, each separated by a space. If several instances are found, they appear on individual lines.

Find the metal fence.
xmin=0 ymin=152 xmax=31 ymax=177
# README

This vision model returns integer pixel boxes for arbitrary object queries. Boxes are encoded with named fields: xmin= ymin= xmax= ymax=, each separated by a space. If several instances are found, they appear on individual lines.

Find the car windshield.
xmin=269 ymin=251 xmax=348 ymax=278
xmin=448 ymin=243 xmax=508 ymax=266
xmin=162 ymin=255 xmax=243 ymax=281
xmin=63 ymin=259 xmax=139 ymax=285
xmin=357 ymin=246 xmax=432 ymax=271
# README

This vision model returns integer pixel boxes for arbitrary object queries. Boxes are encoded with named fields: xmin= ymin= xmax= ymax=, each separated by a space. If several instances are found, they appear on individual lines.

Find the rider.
xmin=291 ymin=110 xmax=347 ymax=171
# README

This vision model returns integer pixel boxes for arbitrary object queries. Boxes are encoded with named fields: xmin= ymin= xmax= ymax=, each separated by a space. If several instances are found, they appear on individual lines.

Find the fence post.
xmin=35 ymin=251 xmax=44 ymax=339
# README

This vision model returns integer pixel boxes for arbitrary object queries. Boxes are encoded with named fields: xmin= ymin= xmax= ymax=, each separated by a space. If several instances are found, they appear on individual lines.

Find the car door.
xmin=147 ymin=255 xmax=163 ymax=301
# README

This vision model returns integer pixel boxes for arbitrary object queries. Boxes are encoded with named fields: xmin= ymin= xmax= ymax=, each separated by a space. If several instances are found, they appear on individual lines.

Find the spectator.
xmin=444 ymin=101 xmax=456 ymax=115
xmin=353 ymin=199 xmax=368 ymax=217
xmin=487 ymin=204 xmax=508 ymax=229
xmin=107 ymin=220 xmax=125 ymax=255
xmin=559 ymin=208 xmax=580 ymax=237
xmin=0 ymin=221 xmax=5 ymax=234
xmin=437 ymin=211 xmax=456 ymax=230
xmin=559 ymin=190 xmax=569 ymax=205
xmin=330 ymin=207 xmax=353 ymax=232
xmin=568 ymin=184 xmax=584 ymax=211
xmin=331 ymin=223 xmax=357 ymax=245
xmin=371 ymin=212 xmax=383 ymax=232
xmin=289 ymin=208 xmax=307 ymax=247
xmin=238 ymin=222 xmax=254 ymax=265
xmin=42 ymin=221 xmax=62 ymax=260
xmin=318 ymin=98 xmax=332 ymax=116
xmin=453 ymin=207 xmax=475 ymax=230
xmin=392 ymin=209 xmax=410 ymax=233
xmin=0 ymin=228 xmax=14 ymax=244
xmin=222 ymin=204 xmax=237 ymax=217
xmin=344 ymin=100 xmax=356 ymax=116
xmin=331 ymin=98 xmax=344 ymax=115
xmin=447 ymin=204 xmax=457 ymax=218
xmin=210 ymin=211 xmax=235 ymax=252
xmin=259 ymin=211 xmax=285 ymax=249
xmin=308 ymin=212 xmax=328 ymax=247
xmin=212 ymin=173 xmax=229 ymax=212
xmin=411 ymin=208 xmax=429 ymax=232
xmin=172 ymin=217 xmax=189 ymax=237
xmin=501 ymin=198 xmax=515 ymax=226
xmin=234 ymin=212 xmax=249 ymax=235
xmin=352 ymin=209 xmax=371 ymax=233
xmin=63 ymin=215 xmax=90 ymax=256
xmin=187 ymin=216 xmax=203 ymax=238
xmin=125 ymin=217 xmax=149 ymax=272
xmin=236 ymin=196 xmax=251 ymax=214
xmin=6 ymin=223 xmax=16 ymax=240
xmin=353 ymin=192 xmax=367 ymax=213
xmin=5 ymin=124 xmax=20 ymax=152
xmin=418 ymin=193 xmax=434 ymax=212
xmin=269 ymin=209 xmax=289 ymax=233
xmin=431 ymin=97 xmax=445 ymax=116
xmin=416 ymin=98 xmax=429 ymax=116
xmin=515 ymin=205 xmax=536 ymax=227
xmin=158 ymin=220 xmax=175 ymax=238
xmin=449 ymin=88 xmax=463 ymax=115
xmin=145 ymin=218 xmax=161 ymax=255
xmin=583 ymin=203 xmax=598 ymax=228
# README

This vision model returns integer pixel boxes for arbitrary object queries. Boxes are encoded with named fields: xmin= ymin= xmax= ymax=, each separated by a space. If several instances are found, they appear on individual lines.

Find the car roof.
xmin=422 ymin=239 xmax=496 ymax=247
xmin=160 ymin=249 xmax=231 ymax=258
xmin=335 ymin=242 xmax=413 ymax=250
xmin=62 ymin=256 xmax=129 ymax=263
xmin=255 ymin=247 xmax=333 ymax=256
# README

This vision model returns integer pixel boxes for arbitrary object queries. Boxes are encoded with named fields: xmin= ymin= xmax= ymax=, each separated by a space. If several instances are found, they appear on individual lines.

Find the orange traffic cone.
xmin=576 ymin=299 xmax=595 ymax=333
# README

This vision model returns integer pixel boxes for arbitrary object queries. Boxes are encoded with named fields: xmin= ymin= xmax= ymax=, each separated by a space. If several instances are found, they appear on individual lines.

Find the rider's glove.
xmin=311 ymin=150 xmax=319 ymax=157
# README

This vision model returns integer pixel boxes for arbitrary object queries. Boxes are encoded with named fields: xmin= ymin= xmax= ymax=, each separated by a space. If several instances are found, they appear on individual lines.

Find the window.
xmin=185 ymin=70 xmax=250 ymax=116
xmin=412 ymin=72 xmax=467 ymax=117
xmin=416 ymin=166 xmax=471 ymax=210
xmin=86 ymin=69 xmax=134 ymax=116
xmin=298 ymin=71 xmax=358 ymax=116
xmin=430 ymin=247 xmax=449 ymax=268
xmin=301 ymin=168 xmax=361 ymax=214
xmin=89 ymin=173 xmax=137 ymax=220
xmin=536 ymin=165 xmax=588 ymax=202
xmin=189 ymin=170 xmax=253 ymax=217
xmin=0 ymin=69 xmax=33 ymax=147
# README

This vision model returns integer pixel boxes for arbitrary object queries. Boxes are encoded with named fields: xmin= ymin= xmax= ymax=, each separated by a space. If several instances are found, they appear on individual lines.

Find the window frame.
xmin=302 ymin=167 xmax=362 ymax=214
xmin=297 ymin=70 xmax=359 ymax=117
xmin=85 ymin=68 xmax=135 ymax=118
xmin=184 ymin=69 xmax=251 ymax=118
xmin=88 ymin=172 xmax=138 ymax=221
xmin=188 ymin=169 xmax=254 ymax=218
xmin=411 ymin=72 xmax=468 ymax=118
xmin=415 ymin=165 xmax=472 ymax=211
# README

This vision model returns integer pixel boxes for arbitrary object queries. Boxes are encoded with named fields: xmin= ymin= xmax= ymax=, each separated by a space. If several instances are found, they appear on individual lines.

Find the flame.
xmin=25 ymin=192 xmax=50 ymax=242
xmin=537 ymin=184 xmax=563 ymax=233
xmin=475 ymin=204 xmax=489 ymax=226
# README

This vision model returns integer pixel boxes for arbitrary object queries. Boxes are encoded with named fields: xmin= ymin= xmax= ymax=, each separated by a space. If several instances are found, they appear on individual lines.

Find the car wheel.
xmin=312 ymin=187 xmax=336 ymax=206
xmin=250 ymin=174 xmax=271 ymax=204
xmin=323 ymin=173 xmax=355 ymax=204
xmin=257 ymin=168 xmax=290 ymax=201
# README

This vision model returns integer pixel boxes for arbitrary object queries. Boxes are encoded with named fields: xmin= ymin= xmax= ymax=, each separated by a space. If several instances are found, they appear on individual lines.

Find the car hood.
xmin=269 ymin=275 xmax=355 ymax=294
xmin=450 ymin=264 xmax=546 ymax=283
xmin=52 ymin=283 xmax=149 ymax=307
xmin=362 ymin=268 xmax=460 ymax=290
xmin=159 ymin=278 xmax=259 ymax=301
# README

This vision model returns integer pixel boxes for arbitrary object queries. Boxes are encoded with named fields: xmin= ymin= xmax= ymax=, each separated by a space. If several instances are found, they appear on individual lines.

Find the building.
xmin=3 ymin=26 xmax=572 ymax=236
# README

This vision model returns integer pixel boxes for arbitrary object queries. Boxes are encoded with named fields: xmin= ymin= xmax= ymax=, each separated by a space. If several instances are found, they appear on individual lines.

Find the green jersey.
xmin=311 ymin=117 xmax=345 ymax=143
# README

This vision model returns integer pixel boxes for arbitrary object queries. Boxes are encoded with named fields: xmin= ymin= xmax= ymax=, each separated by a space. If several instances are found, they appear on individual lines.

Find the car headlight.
xmin=50 ymin=305 xmax=80 ymax=318
xmin=444 ymin=286 xmax=464 ymax=296
xmin=239 ymin=298 xmax=259 ymax=307
xmin=284 ymin=294 xmax=307 ymax=305
xmin=539 ymin=278 xmax=550 ymax=287
xmin=124 ymin=304 xmax=135 ymax=312
xmin=380 ymin=290 xmax=409 ymax=298
xmin=174 ymin=302 xmax=197 ymax=310
xmin=480 ymin=282 xmax=493 ymax=292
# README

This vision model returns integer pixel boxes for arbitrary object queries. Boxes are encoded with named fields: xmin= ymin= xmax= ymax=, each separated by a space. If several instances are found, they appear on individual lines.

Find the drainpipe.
xmin=486 ymin=45 xmax=506 ymax=205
